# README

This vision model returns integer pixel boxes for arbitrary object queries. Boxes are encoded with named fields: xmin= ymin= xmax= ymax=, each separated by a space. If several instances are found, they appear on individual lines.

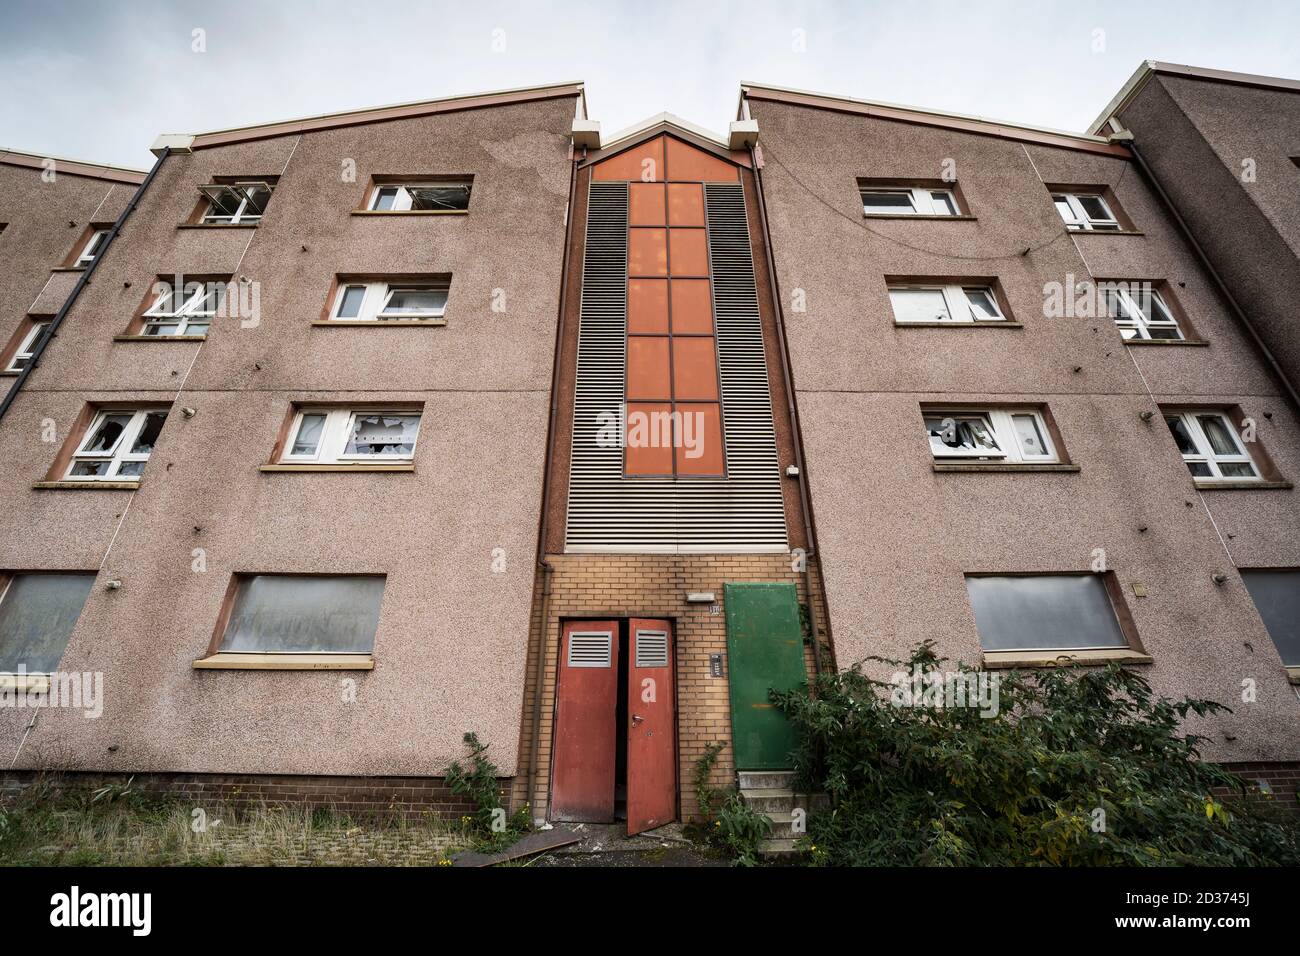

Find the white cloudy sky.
xmin=2 ymin=0 xmax=1297 ymax=169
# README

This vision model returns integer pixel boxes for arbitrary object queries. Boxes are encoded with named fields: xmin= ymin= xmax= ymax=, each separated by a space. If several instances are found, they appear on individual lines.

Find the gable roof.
xmin=152 ymin=82 xmax=586 ymax=154
xmin=0 ymin=147 xmax=146 ymax=185
xmin=1089 ymin=61 xmax=1300 ymax=135
xmin=739 ymin=82 xmax=1132 ymax=158
xmin=578 ymin=114 xmax=751 ymax=169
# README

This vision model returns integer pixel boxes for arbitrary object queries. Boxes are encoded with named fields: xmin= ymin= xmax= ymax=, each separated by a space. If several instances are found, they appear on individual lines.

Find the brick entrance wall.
xmin=511 ymin=553 xmax=831 ymax=823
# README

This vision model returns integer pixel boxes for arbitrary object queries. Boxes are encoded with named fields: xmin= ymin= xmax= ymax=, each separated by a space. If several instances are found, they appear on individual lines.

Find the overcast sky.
xmin=2 ymin=0 xmax=1297 ymax=170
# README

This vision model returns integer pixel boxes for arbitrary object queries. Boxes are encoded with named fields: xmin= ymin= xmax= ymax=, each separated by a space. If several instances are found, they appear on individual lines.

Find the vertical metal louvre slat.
xmin=564 ymin=179 xmax=787 ymax=553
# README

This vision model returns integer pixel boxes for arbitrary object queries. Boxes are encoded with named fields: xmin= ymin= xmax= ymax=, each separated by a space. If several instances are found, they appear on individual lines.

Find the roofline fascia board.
xmin=1089 ymin=61 xmax=1300 ymax=134
xmin=166 ymin=82 xmax=584 ymax=151
xmin=741 ymin=83 xmax=1132 ymax=158
xmin=0 ymin=148 xmax=147 ymax=185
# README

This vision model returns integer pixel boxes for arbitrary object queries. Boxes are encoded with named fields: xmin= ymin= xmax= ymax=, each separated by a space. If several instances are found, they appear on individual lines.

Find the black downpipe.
xmin=0 ymin=147 xmax=171 ymax=423
xmin=1123 ymin=137 xmax=1300 ymax=415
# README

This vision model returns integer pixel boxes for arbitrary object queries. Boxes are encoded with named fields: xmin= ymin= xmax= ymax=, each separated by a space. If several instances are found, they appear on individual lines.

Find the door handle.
xmin=631 ymin=714 xmax=644 ymax=724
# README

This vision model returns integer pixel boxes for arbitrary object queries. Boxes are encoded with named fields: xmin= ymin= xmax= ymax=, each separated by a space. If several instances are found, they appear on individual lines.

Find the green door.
xmin=724 ymin=583 xmax=806 ymax=770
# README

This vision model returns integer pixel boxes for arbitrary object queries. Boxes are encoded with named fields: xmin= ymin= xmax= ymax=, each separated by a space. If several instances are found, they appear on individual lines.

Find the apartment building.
xmin=2 ymin=65 xmax=1297 ymax=825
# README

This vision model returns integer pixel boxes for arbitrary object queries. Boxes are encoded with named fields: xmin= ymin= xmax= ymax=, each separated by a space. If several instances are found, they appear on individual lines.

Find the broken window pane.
xmin=0 ymin=573 xmax=96 ymax=673
xmin=82 ymin=414 xmax=132 ymax=454
xmin=129 ymin=412 xmax=167 ymax=455
xmin=218 ymin=574 xmax=385 ymax=654
xmin=966 ymin=574 xmax=1128 ymax=651
xmin=408 ymin=184 xmax=471 ymax=210
xmin=344 ymin=413 xmax=420 ymax=456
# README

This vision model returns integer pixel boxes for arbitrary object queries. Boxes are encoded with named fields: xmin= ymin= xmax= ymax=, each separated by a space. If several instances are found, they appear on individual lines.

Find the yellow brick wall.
xmin=511 ymin=553 xmax=830 ymax=823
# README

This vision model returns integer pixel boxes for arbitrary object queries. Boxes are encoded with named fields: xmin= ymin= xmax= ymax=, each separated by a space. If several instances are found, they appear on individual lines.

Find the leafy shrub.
xmin=444 ymin=732 xmax=530 ymax=851
xmin=712 ymin=792 xmax=772 ymax=866
xmin=772 ymin=642 xmax=1300 ymax=866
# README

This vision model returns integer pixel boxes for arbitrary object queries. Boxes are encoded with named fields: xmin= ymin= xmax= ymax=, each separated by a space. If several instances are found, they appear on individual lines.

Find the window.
xmin=1052 ymin=192 xmax=1120 ymax=231
xmin=1101 ymin=282 xmax=1182 ymax=340
xmin=965 ymin=574 xmax=1131 ymax=652
xmin=66 ymin=408 xmax=168 ymax=481
xmin=368 ymin=181 xmax=471 ymax=212
xmin=889 ymin=283 xmax=1005 ymax=323
xmin=0 ymin=573 xmax=96 ymax=674
xmin=1241 ymin=570 xmax=1300 ymax=668
xmin=1164 ymin=411 xmax=1259 ymax=481
xmin=141 ymin=279 xmax=226 ymax=336
xmin=198 ymin=181 xmax=274 ymax=224
xmin=329 ymin=281 xmax=448 ymax=322
xmin=281 ymin=407 xmax=421 ymax=464
xmin=862 ymin=187 xmax=959 ymax=216
xmin=73 ymin=228 xmax=110 ymax=268
xmin=5 ymin=322 xmax=50 ymax=372
xmin=215 ymin=574 xmax=385 ymax=655
xmin=925 ymin=409 xmax=1056 ymax=462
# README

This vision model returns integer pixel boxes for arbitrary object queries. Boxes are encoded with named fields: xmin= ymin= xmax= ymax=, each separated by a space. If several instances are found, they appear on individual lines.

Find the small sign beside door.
xmin=710 ymin=653 xmax=725 ymax=678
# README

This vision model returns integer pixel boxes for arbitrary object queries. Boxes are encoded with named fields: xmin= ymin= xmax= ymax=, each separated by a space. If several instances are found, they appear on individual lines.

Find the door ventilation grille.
xmin=635 ymin=630 xmax=670 ymax=668
xmin=567 ymin=632 xmax=613 ymax=668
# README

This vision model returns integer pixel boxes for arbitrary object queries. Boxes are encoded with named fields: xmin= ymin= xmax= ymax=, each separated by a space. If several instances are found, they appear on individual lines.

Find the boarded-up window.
xmin=218 ymin=575 xmax=385 ymax=654
xmin=965 ymin=574 xmax=1129 ymax=652
xmin=0 ymin=573 xmax=96 ymax=673
xmin=1241 ymin=569 xmax=1300 ymax=667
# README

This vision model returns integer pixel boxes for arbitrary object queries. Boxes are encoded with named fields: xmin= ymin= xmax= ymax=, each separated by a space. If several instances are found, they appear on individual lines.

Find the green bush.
xmin=772 ymin=642 xmax=1300 ymax=866
xmin=443 ymin=732 xmax=530 ymax=851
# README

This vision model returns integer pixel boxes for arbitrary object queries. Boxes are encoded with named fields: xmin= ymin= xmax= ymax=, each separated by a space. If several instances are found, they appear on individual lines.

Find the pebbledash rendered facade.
xmin=1 ymin=62 xmax=1298 ymax=829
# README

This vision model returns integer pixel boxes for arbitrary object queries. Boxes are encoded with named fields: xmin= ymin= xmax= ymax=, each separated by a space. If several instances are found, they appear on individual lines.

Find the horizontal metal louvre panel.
xmin=635 ymin=630 xmax=670 ymax=668
xmin=567 ymin=632 xmax=613 ymax=668
xmin=564 ymin=179 xmax=787 ymax=552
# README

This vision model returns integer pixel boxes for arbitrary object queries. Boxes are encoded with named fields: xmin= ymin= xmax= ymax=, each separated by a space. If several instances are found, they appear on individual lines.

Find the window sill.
xmin=1193 ymin=479 xmax=1293 ymax=491
xmin=193 ymin=653 xmax=374 ymax=671
xmin=1067 ymin=229 xmax=1145 ymax=236
xmin=1124 ymin=339 xmax=1208 ymax=347
xmin=51 ymin=266 xmax=88 ymax=273
xmin=259 ymin=463 xmax=416 ymax=473
xmin=32 ymin=480 xmax=140 ymax=490
xmin=1 ymin=370 xmax=18 ymax=378
xmin=113 ymin=334 xmax=207 ymax=342
xmin=895 ymin=321 xmax=1022 ymax=329
xmin=310 ymin=319 xmax=446 ymax=327
xmin=982 ymin=648 xmax=1153 ymax=669
xmin=0 ymin=673 xmax=50 ymax=692
xmin=350 ymin=210 xmax=468 ymax=217
xmin=177 ymin=223 xmax=259 ymax=230
xmin=932 ymin=462 xmax=1079 ymax=473
xmin=863 ymin=213 xmax=977 ymax=221
xmin=1286 ymin=666 xmax=1300 ymax=686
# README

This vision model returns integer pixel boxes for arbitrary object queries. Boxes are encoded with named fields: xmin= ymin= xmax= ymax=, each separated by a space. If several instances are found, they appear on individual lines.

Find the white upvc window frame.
xmin=65 ymin=408 xmax=168 ymax=481
xmin=1052 ymin=192 xmax=1120 ymax=231
xmin=1101 ymin=282 xmax=1183 ymax=341
xmin=281 ymin=407 xmax=423 ymax=465
xmin=861 ymin=186 xmax=959 ymax=217
xmin=329 ymin=281 xmax=449 ymax=322
xmin=141 ymin=280 xmax=225 ymax=336
xmin=1164 ymin=410 xmax=1260 ymax=482
xmin=367 ymin=181 xmax=472 ymax=212
xmin=888 ymin=283 xmax=1005 ymax=323
xmin=6 ymin=322 xmax=50 ymax=372
xmin=199 ymin=181 xmax=274 ymax=225
xmin=925 ymin=408 xmax=1057 ymax=463
xmin=74 ymin=228 xmax=110 ymax=268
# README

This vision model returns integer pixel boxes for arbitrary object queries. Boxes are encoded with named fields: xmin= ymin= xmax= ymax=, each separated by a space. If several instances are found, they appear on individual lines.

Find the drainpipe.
xmin=1116 ymin=133 xmax=1300 ymax=415
xmin=526 ymin=141 xmax=581 ymax=822
xmin=749 ymin=140 xmax=824 ymax=677
xmin=0 ymin=147 xmax=170 ymax=424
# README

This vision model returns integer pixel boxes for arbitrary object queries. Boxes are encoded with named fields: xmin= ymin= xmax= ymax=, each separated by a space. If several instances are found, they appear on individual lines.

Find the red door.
xmin=551 ymin=620 xmax=620 ymax=822
xmin=627 ymin=618 xmax=676 ymax=834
